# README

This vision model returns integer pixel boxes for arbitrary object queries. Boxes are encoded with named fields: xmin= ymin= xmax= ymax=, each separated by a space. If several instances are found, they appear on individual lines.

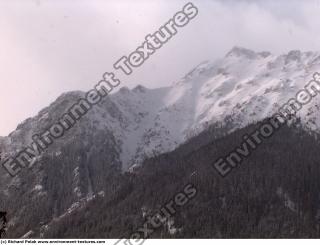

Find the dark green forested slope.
xmin=42 ymin=120 xmax=320 ymax=238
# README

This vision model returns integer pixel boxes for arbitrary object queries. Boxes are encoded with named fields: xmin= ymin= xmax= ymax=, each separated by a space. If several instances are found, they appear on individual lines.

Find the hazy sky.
xmin=1 ymin=0 xmax=320 ymax=136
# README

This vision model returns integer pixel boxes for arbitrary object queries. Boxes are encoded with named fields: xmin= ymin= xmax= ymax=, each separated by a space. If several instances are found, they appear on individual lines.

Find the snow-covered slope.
xmin=2 ymin=47 xmax=320 ymax=173
xmin=112 ymin=47 xmax=320 ymax=168
xmin=3 ymin=46 xmax=320 ymax=237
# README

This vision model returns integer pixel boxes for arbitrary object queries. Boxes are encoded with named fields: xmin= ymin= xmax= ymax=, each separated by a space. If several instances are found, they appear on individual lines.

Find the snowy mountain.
xmin=2 ymin=47 xmax=320 ymax=237
xmin=3 ymin=47 xmax=320 ymax=172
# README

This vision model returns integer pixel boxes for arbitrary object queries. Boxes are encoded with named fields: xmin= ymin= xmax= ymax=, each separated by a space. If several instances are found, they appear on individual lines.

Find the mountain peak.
xmin=133 ymin=85 xmax=147 ymax=93
xmin=285 ymin=50 xmax=302 ymax=63
xmin=226 ymin=46 xmax=272 ymax=59
xmin=226 ymin=46 xmax=257 ymax=58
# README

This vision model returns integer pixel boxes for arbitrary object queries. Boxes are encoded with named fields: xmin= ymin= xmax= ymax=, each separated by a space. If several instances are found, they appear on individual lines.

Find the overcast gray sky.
xmin=1 ymin=0 xmax=320 ymax=136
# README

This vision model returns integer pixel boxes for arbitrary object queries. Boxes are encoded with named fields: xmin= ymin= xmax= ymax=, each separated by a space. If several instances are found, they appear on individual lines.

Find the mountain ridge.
xmin=2 ymin=47 xmax=320 ymax=172
xmin=2 ymin=47 xmax=320 ymax=238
